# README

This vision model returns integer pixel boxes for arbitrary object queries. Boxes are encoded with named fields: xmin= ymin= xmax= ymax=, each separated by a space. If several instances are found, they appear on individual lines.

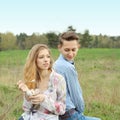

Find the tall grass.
xmin=0 ymin=48 xmax=120 ymax=120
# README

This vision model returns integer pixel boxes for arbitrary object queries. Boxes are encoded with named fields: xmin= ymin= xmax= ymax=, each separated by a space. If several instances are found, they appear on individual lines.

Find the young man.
xmin=53 ymin=31 xmax=101 ymax=120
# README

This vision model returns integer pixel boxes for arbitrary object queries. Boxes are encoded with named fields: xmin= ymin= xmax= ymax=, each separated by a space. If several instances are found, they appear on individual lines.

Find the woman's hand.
xmin=29 ymin=93 xmax=45 ymax=104
xmin=17 ymin=80 xmax=29 ymax=92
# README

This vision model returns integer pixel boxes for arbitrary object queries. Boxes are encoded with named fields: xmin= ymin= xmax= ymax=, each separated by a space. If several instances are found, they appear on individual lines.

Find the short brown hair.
xmin=59 ymin=31 xmax=79 ymax=45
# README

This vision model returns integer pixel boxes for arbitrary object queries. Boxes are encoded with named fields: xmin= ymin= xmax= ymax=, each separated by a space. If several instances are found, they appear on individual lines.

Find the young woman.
xmin=17 ymin=44 xmax=66 ymax=120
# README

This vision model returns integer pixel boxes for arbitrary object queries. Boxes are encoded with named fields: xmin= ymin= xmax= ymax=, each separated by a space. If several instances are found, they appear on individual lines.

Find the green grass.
xmin=0 ymin=48 xmax=120 ymax=120
xmin=0 ymin=84 xmax=23 ymax=120
xmin=0 ymin=50 xmax=29 ymax=66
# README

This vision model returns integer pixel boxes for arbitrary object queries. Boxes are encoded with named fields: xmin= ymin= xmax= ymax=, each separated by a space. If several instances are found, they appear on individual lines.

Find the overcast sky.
xmin=0 ymin=0 xmax=120 ymax=36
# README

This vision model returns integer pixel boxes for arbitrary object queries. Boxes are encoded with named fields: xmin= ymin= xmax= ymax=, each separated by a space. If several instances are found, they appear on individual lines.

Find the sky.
xmin=0 ymin=0 xmax=120 ymax=36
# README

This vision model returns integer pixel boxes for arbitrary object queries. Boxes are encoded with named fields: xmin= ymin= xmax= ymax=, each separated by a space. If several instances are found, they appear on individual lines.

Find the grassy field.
xmin=0 ymin=48 xmax=120 ymax=120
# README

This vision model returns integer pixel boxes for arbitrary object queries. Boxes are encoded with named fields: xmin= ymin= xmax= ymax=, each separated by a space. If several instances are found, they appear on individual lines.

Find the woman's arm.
xmin=40 ymin=76 xmax=66 ymax=115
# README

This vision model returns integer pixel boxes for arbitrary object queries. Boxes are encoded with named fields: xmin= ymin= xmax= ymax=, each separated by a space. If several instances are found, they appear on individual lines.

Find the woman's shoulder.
xmin=53 ymin=70 xmax=64 ymax=77
xmin=49 ymin=70 xmax=66 ymax=88
xmin=50 ymin=70 xmax=65 ymax=81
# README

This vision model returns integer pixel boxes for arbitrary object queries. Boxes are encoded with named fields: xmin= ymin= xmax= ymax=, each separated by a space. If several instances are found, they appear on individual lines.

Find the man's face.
xmin=58 ymin=40 xmax=79 ymax=61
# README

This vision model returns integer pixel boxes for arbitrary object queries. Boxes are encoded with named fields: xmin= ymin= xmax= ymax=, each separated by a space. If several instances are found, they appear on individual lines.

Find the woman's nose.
xmin=44 ymin=57 xmax=48 ymax=61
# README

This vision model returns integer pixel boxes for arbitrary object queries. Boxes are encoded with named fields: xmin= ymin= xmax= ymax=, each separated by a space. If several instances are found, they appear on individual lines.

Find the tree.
xmin=92 ymin=35 xmax=99 ymax=48
xmin=25 ymin=33 xmax=48 ymax=49
xmin=46 ymin=32 xmax=58 ymax=48
xmin=80 ymin=30 xmax=92 ymax=47
xmin=16 ymin=33 xmax=27 ymax=49
xmin=67 ymin=26 xmax=76 ymax=31
xmin=0 ymin=32 xmax=16 ymax=50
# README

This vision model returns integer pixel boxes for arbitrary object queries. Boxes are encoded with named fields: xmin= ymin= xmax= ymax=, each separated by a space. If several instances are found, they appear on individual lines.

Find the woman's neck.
xmin=39 ymin=69 xmax=51 ymax=81
xmin=37 ymin=69 xmax=51 ymax=92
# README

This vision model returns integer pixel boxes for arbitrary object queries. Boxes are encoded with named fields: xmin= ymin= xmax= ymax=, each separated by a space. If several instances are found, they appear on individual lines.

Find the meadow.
xmin=0 ymin=48 xmax=120 ymax=120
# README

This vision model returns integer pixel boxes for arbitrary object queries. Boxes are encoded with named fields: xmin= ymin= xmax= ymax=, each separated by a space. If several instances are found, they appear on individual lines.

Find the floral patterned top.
xmin=20 ymin=70 xmax=66 ymax=120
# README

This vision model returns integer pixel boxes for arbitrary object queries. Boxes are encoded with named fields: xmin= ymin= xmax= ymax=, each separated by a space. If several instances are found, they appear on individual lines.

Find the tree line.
xmin=0 ymin=27 xmax=120 ymax=51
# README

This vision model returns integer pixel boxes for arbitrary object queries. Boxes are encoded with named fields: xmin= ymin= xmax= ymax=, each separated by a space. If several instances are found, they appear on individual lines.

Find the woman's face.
xmin=36 ymin=49 xmax=51 ymax=70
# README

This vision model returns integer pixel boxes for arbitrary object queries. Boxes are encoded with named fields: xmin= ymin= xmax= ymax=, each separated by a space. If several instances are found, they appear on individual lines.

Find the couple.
xmin=17 ymin=31 xmax=101 ymax=120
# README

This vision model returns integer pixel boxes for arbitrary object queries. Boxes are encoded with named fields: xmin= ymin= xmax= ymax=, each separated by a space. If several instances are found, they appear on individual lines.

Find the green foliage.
xmin=80 ymin=30 xmax=93 ymax=48
xmin=67 ymin=26 xmax=76 ymax=31
xmin=16 ymin=33 xmax=27 ymax=49
xmin=0 ymin=29 xmax=120 ymax=51
xmin=46 ymin=32 xmax=59 ymax=48
xmin=0 ymin=32 xmax=17 ymax=50
xmin=25 ymin=33 xmax=48 ymax=49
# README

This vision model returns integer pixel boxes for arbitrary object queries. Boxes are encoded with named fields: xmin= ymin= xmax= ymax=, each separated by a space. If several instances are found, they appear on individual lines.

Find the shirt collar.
xmin=59 ymin=54 xmax=74 ymax=65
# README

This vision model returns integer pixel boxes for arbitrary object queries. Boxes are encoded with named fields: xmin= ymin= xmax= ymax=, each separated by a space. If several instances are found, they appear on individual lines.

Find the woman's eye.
xmin=47 ymin=56 xmax=50 ymax=58
xmin=38 ymin=56 xmax=43 ymax=59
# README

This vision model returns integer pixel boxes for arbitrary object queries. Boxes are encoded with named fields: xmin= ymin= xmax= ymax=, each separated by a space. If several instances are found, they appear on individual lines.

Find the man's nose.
xmin=68 ymin=51 xmax=73 ymax=55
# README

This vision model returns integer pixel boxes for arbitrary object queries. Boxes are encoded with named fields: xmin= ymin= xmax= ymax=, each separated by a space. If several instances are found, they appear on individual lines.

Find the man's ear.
xmin=78 ymin=43 xmax=80 ymax=48
xmin=58 ymin=44 xmax=61 ymax=52
xmin=58 ymin=44 xmax=61 ymax=49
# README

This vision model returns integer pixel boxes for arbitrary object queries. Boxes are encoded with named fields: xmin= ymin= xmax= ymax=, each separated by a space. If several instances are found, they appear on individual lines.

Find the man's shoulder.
xmin=54 ymin=59 xmax=69 ymax=69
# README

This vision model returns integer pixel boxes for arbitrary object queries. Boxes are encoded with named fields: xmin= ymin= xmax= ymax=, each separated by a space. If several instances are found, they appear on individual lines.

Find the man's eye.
xmin=72 ymin=49 xmax=76 ymax=52
xmin=65 ymin=49 xmax=69 ymax=52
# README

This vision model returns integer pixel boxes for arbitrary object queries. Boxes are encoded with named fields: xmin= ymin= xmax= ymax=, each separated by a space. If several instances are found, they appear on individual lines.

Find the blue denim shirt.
xmin=53 ymin=54 xmax=85 ymax=113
